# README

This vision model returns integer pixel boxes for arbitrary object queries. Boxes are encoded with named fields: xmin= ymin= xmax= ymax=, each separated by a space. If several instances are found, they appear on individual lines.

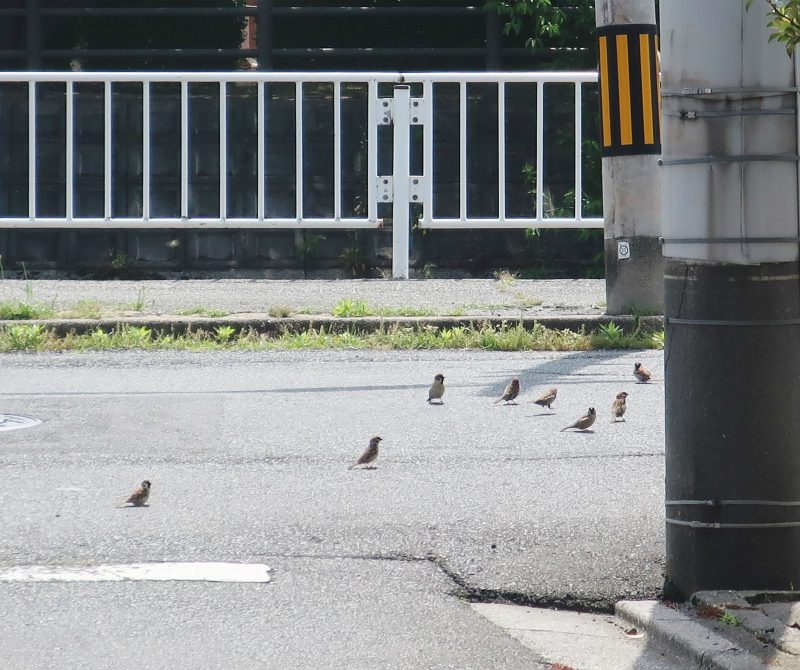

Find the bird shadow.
xmin=525 ymin=412 xmax=557 ymax=419
xmin=116 ymin=504 xmax=150 ymax=509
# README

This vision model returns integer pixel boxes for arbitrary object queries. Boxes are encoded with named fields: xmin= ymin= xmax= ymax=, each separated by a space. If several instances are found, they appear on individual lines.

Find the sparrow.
xmin=427 ymin=374 xmax=445 ymax=404
xmin=494 ymin=377 xmax=520 ymax=404
xmin=634 ymin=362 xmax=652 ymax=383
xmin=117 ymin=480 xmax=151 ymax=507
xmin=611 ymin=392 xmax=628 ymax=422
xmin=533 ymin=387 xmax=558 ymax=410
xmin=348 ymin=436 xmax=383 ymax=470
xmin=561 ymin=407 xmax=597 ymax=432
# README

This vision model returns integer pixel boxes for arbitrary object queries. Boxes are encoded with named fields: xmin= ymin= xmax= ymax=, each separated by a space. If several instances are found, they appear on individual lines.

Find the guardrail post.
xmin=392 ymin=84 xmax=410 ymax=279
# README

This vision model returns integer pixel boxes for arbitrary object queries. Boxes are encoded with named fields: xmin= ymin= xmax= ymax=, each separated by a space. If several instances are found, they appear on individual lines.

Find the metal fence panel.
xmin=0 ymin=70 xmax=602 ymax=276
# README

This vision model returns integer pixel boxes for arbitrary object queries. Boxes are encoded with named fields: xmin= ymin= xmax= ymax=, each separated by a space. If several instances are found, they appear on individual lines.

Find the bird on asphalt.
xmin=532 ymin=387 xmax=558 ymax=411
xmin=611 ymin=391 xmax=628 ymax=422
xmin=494 ymin=377 xmax=520 ymax=404
xmin=633 ymin=362 xmax=652 ymax=383
xmin=117 ymin=480 xmax=151 ymax=507
xmin=561 ymin=407 xmax=596 ymax=432
xmin=427 ymin=373 xmax=445 ymax=404
xmin=348 ymin=436 xmax=383 ymax=470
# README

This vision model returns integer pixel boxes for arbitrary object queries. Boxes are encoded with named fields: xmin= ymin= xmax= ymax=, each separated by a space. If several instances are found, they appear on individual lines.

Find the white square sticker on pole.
xmin=618 ymin=240 xmax=631 ymax=260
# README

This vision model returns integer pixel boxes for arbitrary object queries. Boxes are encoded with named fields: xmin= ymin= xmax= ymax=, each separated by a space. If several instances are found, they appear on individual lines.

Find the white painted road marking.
xmin=0 ymin=562 xmax=271 ymax=583
xmin=0 ymin=414 xmax=42 ymax=431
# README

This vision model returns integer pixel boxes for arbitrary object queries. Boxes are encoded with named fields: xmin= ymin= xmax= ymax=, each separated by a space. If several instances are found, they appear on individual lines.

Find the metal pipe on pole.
xmin=662 ymin=1 xmax=800 ymax=597
xmin=595 ymin=0 xmax=663 ymax=314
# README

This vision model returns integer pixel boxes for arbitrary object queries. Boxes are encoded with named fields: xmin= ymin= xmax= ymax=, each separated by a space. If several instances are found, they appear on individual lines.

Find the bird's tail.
xmin=493 ymin=398 xmax=502 ymax=404
xmin=347 ymin=464 xmax=356 ymax=470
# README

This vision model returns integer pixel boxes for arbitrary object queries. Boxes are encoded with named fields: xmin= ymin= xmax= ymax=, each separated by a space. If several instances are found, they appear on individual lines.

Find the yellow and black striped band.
xmin=596 ymin=23 xmax=661 ymax=157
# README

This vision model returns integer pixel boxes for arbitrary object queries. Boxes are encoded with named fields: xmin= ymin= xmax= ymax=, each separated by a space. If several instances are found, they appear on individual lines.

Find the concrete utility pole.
xmin=662 ymin=1 xmax=800 ymax=597
xmin=595 ymin=0 xmax=662 ymax=315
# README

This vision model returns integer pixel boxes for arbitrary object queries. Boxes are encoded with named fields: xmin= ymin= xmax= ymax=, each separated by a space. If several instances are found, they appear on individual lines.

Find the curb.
xmin=616 ymin=600 xmax=774 ymax=670
xmin=0 ymin=314 xmax=664 ymax=337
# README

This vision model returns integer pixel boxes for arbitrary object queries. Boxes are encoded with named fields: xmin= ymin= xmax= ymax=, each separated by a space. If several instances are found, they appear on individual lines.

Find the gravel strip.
xmin=0 ymin=278 xmax=606 ymax=316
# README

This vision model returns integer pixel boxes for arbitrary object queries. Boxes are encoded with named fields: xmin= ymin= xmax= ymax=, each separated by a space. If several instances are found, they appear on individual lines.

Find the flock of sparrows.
xmin=118 ymin=362 xmax=653 ymax=505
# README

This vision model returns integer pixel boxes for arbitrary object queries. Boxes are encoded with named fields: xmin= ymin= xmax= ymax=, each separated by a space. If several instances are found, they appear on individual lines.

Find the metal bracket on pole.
xmin=409 ymin=98 xmax=424 ymax=125
xmin=409 ymin=176 xmax=425 ymax=204
xmin=377 ymin=98 xmax=393 ymax=125
xmin=391 ymin=85 xmax=411 ymax=279
xmin=376 ymin=176 xmax=393 ymax=203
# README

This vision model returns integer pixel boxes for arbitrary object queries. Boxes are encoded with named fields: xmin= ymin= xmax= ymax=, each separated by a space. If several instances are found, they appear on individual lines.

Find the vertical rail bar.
xmin=367 ymin=79 xmax=377 ymax=224
xmin=574 ymin=82 xmax=583 ymax=222
xmin=497 ymin=81 xmax=506 ymax=222
xmin=295 ymin=80 xmax=303 ymax=220
xmin=422 ymin=79 xmax=434 ymax=224
xmin=143 ymin=81 xmax=150 ymax=220
xmin=28 ymin=81 xmax=36 ymax=219
xmin=536 ymin=81 xmax=544 ymax=223
xmin=104 ymin=80 xmax=112 ymax=219
xmin=219 ymin=81 xmax=227 ymax=221
xmin=459 ymin=81 xmax=467 ymax=221
xmin=180 ymin=80 xmax=189 ymax=218
xmin=392 ymin=84 xmax=410 ymax=278
xmin=257 ymin=80 xmax=265 ymax=221
xmin=65 ymin=81 xmax=73 ymax=221
xmin=333 ymin=80 xmax=341 ymax=220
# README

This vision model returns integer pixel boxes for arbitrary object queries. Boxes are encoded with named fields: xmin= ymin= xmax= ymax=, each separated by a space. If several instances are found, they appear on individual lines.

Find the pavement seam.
xmin=244 ymin=551 xmax=634 ymax=613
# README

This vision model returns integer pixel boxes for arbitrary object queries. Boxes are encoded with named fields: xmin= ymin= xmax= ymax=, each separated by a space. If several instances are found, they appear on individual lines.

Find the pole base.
xmin=604 ymin=235 xmax=663 ymax=315
xmin=664 ymin=259 xmax=800 ymax=598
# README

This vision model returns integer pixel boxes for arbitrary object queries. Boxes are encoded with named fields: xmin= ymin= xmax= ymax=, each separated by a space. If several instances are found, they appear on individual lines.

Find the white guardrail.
xmin=0 ymin=71 xmax=602 ymax=277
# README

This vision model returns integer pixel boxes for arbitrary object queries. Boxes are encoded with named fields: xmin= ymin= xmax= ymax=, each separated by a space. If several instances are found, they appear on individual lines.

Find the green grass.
xmin=57 ymin=300 xmax=105 ymax=320
xmin=374 ymin=306 xmax=437 ymax=317
xmin=493 ymin=270 xmax=518 ymax=286
xmin=127 ymin=287 xmax=148 ymax=312
xmin=0 ymin=300 xmax=55 ymax=320
xmin=175 ymin=306 xmax=230 ymax=317
xmin=719 ymin=611 xmax=742 ymax=627
xmin=456 ymin=300 xmax=543 ymax=313
xmin=268 ymin=305 xmax=294 ymax=318
xmin=331 ymin=299 xmax=436 ymax=318
xmin=0 ymin=322 xmax=664 ymax=353
xmin=331 ymin=298 xmax=372 ymax=317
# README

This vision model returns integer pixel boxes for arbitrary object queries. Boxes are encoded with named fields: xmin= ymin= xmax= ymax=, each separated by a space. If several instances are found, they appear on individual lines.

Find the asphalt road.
xmin=0 ymin=348 xmax=665 ymax=669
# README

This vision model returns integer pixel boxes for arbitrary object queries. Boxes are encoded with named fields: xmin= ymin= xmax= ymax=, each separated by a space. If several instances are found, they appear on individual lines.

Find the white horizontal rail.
xmin=419 ymin=218 xmax=603 ymax=230
xmin=1 ymin=71 xmax=599 ymax=84
xmin=0 ymin=217 xmax=382 ymax=231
